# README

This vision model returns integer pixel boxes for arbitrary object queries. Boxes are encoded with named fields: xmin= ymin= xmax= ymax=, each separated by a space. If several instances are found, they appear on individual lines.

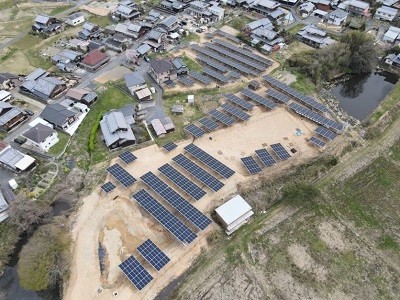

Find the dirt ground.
xmin=81 ymin=0 xmax=119 ymax=16
xmin=64 ymin=104 xmax=321 ymax=299
xmin=95 ymin=66 xmax=133 ymax=84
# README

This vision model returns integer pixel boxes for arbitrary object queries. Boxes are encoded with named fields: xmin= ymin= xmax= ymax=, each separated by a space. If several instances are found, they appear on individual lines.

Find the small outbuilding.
xmin=215 ymin=195 xmax=254 ymax=235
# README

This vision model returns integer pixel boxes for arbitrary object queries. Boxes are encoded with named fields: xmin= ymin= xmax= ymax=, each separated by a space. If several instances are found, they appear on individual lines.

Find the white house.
xmin=0 ymin=90 xmax=12 ymax=102
xmin=215 ymin=195 xmax=254 ymax=235
xmin=22 ymin=123 xmax=59 ymax=153
xmin=327 ymin=9 xmax=349 ymax=26
xmin=383 ymin=26 xmax=400 ymax=43
xmin=374 ymin=5 xmax=398 ymax=21
xmin=65 ymin=12 xmax=85 ymax=26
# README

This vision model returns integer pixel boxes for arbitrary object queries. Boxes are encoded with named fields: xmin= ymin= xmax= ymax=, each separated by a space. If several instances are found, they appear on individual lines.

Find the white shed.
xmin=215 ymin=195 xmax=254 ymax=235
xmin=188 ymin=94 xmax=194 ymax=104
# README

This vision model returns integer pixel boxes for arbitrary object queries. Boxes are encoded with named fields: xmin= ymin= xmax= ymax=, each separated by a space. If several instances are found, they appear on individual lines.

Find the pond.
xmin=331 ymin=71 xmax=398 ymax=121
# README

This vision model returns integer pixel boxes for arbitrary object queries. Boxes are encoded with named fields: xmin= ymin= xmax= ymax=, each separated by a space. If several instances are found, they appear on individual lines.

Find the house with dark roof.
xmin=32 ymin=15 xmax=62 ymax=35
xmin=114 ymin=23 xmax=148 ymax=39
xmin=159 ymin=16 xmax=180 ymax=32
xmin=297 ymin=25 xmax=335 ymax=48
xmin=80 ymin=49 xmax=110 ymax=71
xmin=0 ymin=102 xmax=27 ymax=131
xmin=23 ymin=123 xmax=59 ymax=153
xmin=78 ymin=22 xmax=101 ymax=40
xmin=40 ymin=103 xmax=78 ymax=131
xmin=124 ymin=72 xmax=147 ymax=94
xmin=149 ymin=59 xmax=177 ymax=84
xmin=100 ymin=105 xmax=136 ymax=149
xmin=0 ymin=142 xmax=36 ymax=172
xmin=105 ymin=33 xmax=129 ymax=52
xmin=115 ymin=4 xmax=140 ymax=20
xmin=20 ymin=76 xmax=67 ymax=101
xmin=143 ymin=29 xmax=167 ymax=51
xmin=66 ymin=87 xmax=97 ymax=105
xmin=172 ymin=58 xmax=188 ymax=75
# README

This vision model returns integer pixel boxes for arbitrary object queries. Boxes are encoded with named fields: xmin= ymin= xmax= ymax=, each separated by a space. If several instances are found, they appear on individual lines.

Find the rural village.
xmin=0 ymin=0 xmax=400 ymax=299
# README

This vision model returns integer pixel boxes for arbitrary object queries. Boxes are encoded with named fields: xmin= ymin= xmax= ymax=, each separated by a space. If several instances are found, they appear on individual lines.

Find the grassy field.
xmin=228 ymin=15 xmax=253 ymax=31
xmin=48 ymin=132 xmax=70 ymax=157
xmin=287 ymin=24 xmax=304 ymax=35
xmin=87 ymin=14 xmax=112 ymax=27
xmin=181 ymin=55 xmax=202 ymax=72
xmin=182 ymin=32 xmax=200 ymax=43
xmin=290 ymin=72 xmax=317 ymax=95
xmin=369 ymin=82 xmax=400 ymax=123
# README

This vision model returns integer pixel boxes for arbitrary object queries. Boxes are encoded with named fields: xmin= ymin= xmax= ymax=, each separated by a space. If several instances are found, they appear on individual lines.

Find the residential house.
xmin=26 ymin=68 xmax=48 ymax=81
xmin=32 ymin=15 xmax=61 ymax=34
xmin=209 ymin=5 xmax=225 ymax=21
xmin=383 ymin=26 xmax=400 ymax=42
xmin=151 ymin=119 xmax=167 ymax=137
xmin=160 ymin=0 xmax=187 ymax=13
xmin=23 ymin=123 xmax=59 ymax=153
xmin=0 ymin=102 xmax=27 ymax=131
xmin=67 ymin=38 xmax=89 ymax=51
xmin=0 ymin=190 xmax=9 ymax=223
xmin=0 ymin=73 xmax=20 ymax=90
xmin=149 ymin=59 xmax=177 ymax=84
xmin=160 ymin=117 xmax=175 ymax=133
xmin=124 ymin=72 xmax=147 ymax=94
xmin=65 ymin=12 xmax=85 ymax=26
xmin=20 ymin=76 xmax=67 ymax=101
xmin=346 ymin=0 xmax=371 ymax=18
xmin=40 ymin=103 xmax=78 ymax=131
xmin=327 ymin=9 xmax=349 ymax=26
xmin=143 ymin=29 xmax=167 ymax=52
xmin=244 ymin=18 xmax=274 ymax=35
xmin=250 ymin=0 xmax=281 ymax=16
xmin=299 ymin=2 xmax=316 ymax=17
xmin=297 ymin=25 xmax=335 ymax=48
xmin=114 ymin=23 xmax=148 ymax=39
xmin=0 ymin=90 xmax=12 ymax=102
xmin=115 ymin=4 xmax=140 ymax=20
xmin=105 ymin=33 xmax=129 ymax=52
xmin=87 ymin=41 xmax=105 ymax=52
xmin=160 ymin=16 xmax=180 ymax=32
xmin=316 ymin=0 xmax=330 ymax=11
xmin=52 ymin=49 xmax=83 ymax=71
xmin=0 ymin=141 xmax=36 ymax=172
xmin=383 ymin=0 xmax=399 ymax=7
xmin=385 ymin=53 xmax=400 ymax=66
xmin=147 ymin=9 xmax=161 ymax=22
xmin=136 ymin=43 xmax=151 ymax=56
xmin=80 ymin=49 xmax=110 ymax=71
xmin=375 ymin=5 xmax=398 ymax=21
xmin=66 ymin=87 xmax=97 ymax=105
xmin=100 ymin=107 xmax=136 ymax=149
xmin=186 ymin=1 xmax=213 ymax=18
xmin=78 ymin=22 xmax=101 ymax=40
xmin=135 ymin=87 xmax=153 ymax=102
xmin=172 ymin=58 xmax=188 ymax=75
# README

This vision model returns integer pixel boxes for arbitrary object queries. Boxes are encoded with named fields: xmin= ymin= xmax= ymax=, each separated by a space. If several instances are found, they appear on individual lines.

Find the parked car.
xmin=14 ymin=137 xmax=26 ymax=145
xmin=144 ymin=56 xmax=150 ymax=62
xmin=24 ymin=109 xmax=34 ymax=116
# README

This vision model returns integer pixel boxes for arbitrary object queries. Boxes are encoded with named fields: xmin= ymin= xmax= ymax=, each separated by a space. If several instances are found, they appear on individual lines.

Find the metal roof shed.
xmin=215 ymin=195 xmax=254 ymax=235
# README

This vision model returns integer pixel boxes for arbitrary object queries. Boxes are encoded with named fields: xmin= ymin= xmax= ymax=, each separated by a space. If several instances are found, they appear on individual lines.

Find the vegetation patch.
xmin=48 ymin=132 xmax=70 ymax=157
xmin=181 ymin=54 xmax=202 ymax=72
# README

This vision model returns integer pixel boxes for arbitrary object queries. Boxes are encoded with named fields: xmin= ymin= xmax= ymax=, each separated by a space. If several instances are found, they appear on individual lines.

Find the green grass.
xmin=88 ymin=14 xmax=112 ymax=27
xmin=287 ymin=24 xmax=304 ymax=35
xmin=13 ymin=34 xmax=44 ymax=50
xmin=49 ymin=5 xmax=72 ymax=16
xmin=369 ymin=82 xmax=400 ymax=123
xmin=228 ymin=15 xmax=253 ymax=31
xmin=389 ymin=140 xmax=400 ymax=161
xmin=48 ymin=132 xmax=70 ymax=157
xmin=24 ymin=48 xmax=52 ymax=69
xmin=0 ymin=222 xmax=20 ymax=271
xmin=289 ymin=72 xmax=317 ymax=95
xmin=66 ymin=85 xmax=135 ymax=168
xmin=0 ymin=49 xmax=16 ymax=64
xmin=378 ymin=235 xmax=399 ymax=251
xmin=181 ymin=55 xmax=202 ymax=72
xmin=182 ymin=32 xmax=200 ymax=43
xmin=0 ymin=0 xmax=15 ymax=10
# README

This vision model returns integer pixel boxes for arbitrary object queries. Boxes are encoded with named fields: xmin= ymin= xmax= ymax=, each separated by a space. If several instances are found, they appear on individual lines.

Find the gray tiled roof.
xmin=0 ymin=102 xmax=23 ymax=126
xmin=23 ymin=123 xmax=55 ymax=143
xmin=40 ymin=103 xmax=76 ymax=127
xmin=100 ymin=110 xmax=135 ymax=147
xmin=124 ymin=71 xmax=146 ymax=87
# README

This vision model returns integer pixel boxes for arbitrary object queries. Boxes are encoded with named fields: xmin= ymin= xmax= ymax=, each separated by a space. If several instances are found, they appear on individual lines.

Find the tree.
xmin=341 ymin=31 xmax=377 ymax=74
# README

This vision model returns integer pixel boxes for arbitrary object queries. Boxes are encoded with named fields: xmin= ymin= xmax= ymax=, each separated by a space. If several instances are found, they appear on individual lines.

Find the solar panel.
xmin=137 ymin=239 xmax=170 ymax=271
xmin=140 ymin=172 xmax=212 ymax=230
xmin=265 ymin=89 xmax=290 ymax=104
xmin=197 ymin=56 xmax=228 ymax=73
xmin=255 ymin=149 xmax=276 ymax=166
xmin=163 ymin=142 xmax=177 ymax=152
xmin=101 ymin=181 xmax=116 ymax=193
xmin=309 ymin=136 xmax=326 ymax=147
xmin=228 ymin=71 xmax=241 ymax=79
xmin=158 ymin=163 xmax=206 ymax=201
xmin=132 ymin=189 xmax=197 ymax=244
xmin=119 ymin=151 xmax=137 ymax=164
xmin=119 ymin=255 xmax=153 ymax=290
xmin=185 ymin=124 xmax=205 ymax=138
xmin=241 ymin=156 xmax=262 ymax=174
xmin=315 ymin=126 xmax=337 ymax=140
xmin=184 ymin=144 xmax=235 ymax=179
xmin=172 ymin=154 xmax=224 ymax=192
xmin=220 ymin=103 xmax=250 ymax=121
xmin=209 ymin=109 xmax=235 ymax=126
xmin=203 ymin=67 xmax=230 ymax=84
xmin=177 ymin=76 xmax=195 ymax=86
xmin=199 ymin=117 xmax=219 ymax=131
xmin=107 ymin=163 xmax=136 ymax=188
xmin=289 ymin=103 xmax=343 ymax=132
xmin=263 ymin=75 xmax=329 ymax=113
xmin=241 ymin=88 xmax=277 ymax=110
xmin=270 ymin=143 xmax=291 ymax=160
xmin=188 ymin=70 xmax=212 ymax=85
xmin=225 ymin=94 xmax=254 ymax=111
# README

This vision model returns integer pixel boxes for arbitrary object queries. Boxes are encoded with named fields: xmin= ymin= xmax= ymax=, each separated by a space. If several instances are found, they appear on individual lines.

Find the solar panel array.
xmin=163 ymin=142 xmax=177 ymax=152
xmin=101 ymin=181 xmax=116 ymax=193
xmin=265 ymin=89 xmax=290 ymax=104
xmin=197 ymin=56 xmax=228 ymax=73
xmin=204 ymin=43 xmax=264 ymax=72
xmin=199 ymin=117 xmax=219 ymax=131
xmin=221 ymin=103 xmax=250 ymax=121
xmin=241 ymin=88 xmax=277 ymax=110
xmin=158 ymin=163 xmax=206 ymax=201
xmin=107 ymin=163 xmax=136 ymax=188
xmin=289 ymin=102 xmax=343 ymax=132
xmin=270 ymin=143 xmax=291 ymax=160
xmin=209 ymin=109 xmax=235 ymax=126
xmin=177 ymin=76 xmax=195 ymax=86
xmin=185 ymin=124 xmax=205 ymax=138
xmin=228 ymin=71 xmax=241 ymax=79
xmin=263 ymin=75 xmax=329 ymax=113
xmin=133 ymin=189 xmax=197 ymax=244
xmin=119 ymin=255 xmax=153 ymax=290
xmin=140 ymin=172 xmax=212 ymax=230
xmin=241 ymin=156 xmax=262 ymax=174
xmin=203 ymin=67 xmax=230 ymax=84
xmin=255 ymin=149 xmax=276 ymax=166
xmin=184 ymin=144 xmax=235 ymax=179
xmin=225 ymin=94 xmax=254 ymax=110
xmin=119 ymin=151 xmax=137 ymax=164
xmin=188 ymin=70 xmax=212 ymax=85
xmin=173 ymin=154 xmax=224 ymax=192
xmin=191 ymin=45 xmax=256 ymax=76
xmin=137 ymin=239 xmax=170 ymax=271
xmin=309 ymin=136 xmax=326 ymax=147
xmin=315 ymin=126 xmax=337 ymax=140
xmin=213 ymin=39 xmax=272 ymax=66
